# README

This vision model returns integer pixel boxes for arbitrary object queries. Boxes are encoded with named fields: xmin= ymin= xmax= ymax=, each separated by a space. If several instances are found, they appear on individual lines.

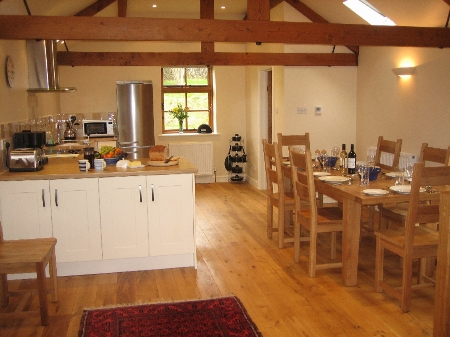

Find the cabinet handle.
xmin=42 ymin=189 xmax=46 ymax=207
xmin=55 ymin=189 xmax=58 ymax=207
xmin=139 ymin=185 xmax=142 ymax=203
xmin=151 ymin=184 xmax=154 ymax=201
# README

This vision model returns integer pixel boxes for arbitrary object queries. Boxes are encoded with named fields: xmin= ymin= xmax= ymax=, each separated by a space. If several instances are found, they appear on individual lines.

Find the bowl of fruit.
xmin=98 ymin=146 xmax=127 ymax=165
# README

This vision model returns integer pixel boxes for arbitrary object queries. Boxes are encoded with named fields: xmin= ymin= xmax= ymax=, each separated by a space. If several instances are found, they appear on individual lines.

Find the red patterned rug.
xmin=78 ymin=295 xmax=262 ymax=337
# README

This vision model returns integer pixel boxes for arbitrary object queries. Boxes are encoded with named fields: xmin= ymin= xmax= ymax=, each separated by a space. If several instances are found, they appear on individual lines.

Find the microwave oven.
xmin=82 ymin=120 xmax=115 ymax=137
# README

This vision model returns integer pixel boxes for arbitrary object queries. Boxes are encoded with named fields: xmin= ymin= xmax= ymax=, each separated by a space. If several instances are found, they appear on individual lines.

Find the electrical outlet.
xmin=297 ymin=107 xmax=307 ymax=114
xmin=315 ymin=107 xmax=322 ymax=115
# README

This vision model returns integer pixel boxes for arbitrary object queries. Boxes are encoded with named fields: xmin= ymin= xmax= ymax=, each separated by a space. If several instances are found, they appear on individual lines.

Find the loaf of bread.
xmin=149 ymin=145 xmax=168 ymax=161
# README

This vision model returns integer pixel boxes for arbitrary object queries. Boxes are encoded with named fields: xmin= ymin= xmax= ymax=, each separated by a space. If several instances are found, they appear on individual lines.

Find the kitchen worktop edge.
xmin=0 ymin=156 xmax=198 ymax=181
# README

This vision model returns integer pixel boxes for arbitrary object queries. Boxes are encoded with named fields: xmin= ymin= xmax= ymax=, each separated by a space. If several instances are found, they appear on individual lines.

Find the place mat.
xmin=363 ymin=189 xmax=389 ymax=196
xmin=79 ymin=296 xmax=262 ymax=337
xmin=313 ymin=172 xmax=331 ymax=177
xmin=389 ymin=185 xmax=426 ymax=194
xmin=318 ymin=176 xmax=350 ymax=184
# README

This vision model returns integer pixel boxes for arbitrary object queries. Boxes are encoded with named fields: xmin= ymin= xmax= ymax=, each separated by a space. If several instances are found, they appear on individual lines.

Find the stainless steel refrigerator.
xmin=116 ymin=81 xmax=155 ymax=160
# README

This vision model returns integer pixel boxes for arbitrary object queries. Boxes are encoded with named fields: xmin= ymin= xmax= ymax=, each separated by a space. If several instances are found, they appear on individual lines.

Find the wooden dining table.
xmin=307 ymin=169 xmax=446 ymax=286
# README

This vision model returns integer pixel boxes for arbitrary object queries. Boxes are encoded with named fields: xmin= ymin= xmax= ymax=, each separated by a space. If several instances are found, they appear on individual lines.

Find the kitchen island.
xmin=0 ymin=157 xmax=197 ymax=278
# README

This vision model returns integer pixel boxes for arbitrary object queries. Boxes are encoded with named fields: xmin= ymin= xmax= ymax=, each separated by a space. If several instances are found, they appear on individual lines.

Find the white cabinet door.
xmin=0 ymin=180 xmax=52 ymax=240
xmin=147 ymin=174 xmax=195 ymax=256
xmin=99 ymin=176 xmax=148 ymax=259
xmin=50 ymin=179 xmax=102 ymax=262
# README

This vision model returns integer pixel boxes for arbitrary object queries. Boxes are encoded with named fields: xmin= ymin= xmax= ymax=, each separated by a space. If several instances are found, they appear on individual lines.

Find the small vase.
xmin=178 ymin=120 xmax=184 ymax=133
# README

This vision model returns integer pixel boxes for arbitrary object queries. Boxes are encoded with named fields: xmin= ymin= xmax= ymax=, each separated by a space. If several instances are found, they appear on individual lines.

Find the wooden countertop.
xmin=0 ymin=156 xmax=198 ymax=181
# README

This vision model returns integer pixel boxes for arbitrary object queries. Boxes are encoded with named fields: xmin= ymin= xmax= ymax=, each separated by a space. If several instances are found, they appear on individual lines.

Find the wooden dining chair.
xmin=379 ymin=143 xmax=450 ymax=229
xmin=290 ymin=148 xmax=343 ymax=277
xmin=374 ymin=163 xmax=450 ymax=312
xmin=277 ymin=132 xmax=310 ymax=160
xmin=262 ymin=139 xmax=296 ymax=248
xmin=0 ymin=222 xmax=58 ymax=325
xmin=361 ymin=136 xmax=403 ymax=235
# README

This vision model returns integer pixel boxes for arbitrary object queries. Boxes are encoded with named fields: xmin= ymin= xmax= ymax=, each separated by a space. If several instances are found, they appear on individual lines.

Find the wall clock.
xmin=5 ymin=55 xmax=15 ymax=88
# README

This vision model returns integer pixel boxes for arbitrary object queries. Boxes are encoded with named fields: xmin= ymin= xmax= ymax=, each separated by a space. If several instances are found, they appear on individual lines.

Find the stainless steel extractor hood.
xmin=27 ymin=39 xmax=76 ymax=93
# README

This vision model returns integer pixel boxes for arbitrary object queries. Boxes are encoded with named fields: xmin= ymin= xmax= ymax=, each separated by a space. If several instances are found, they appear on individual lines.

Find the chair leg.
xmin=49 ymin=247 xmax=58 ymax=302
xmin=401 ymin=256 xmax=413 ymax=313
xmin=375 ymin=238 xmax=384 ymax=292
xmin=294 ymin=222 xmax=301 ymax=263
xmin=0 ymin=273 xmax=8 ymax=306
xmin=36 ymin=262 xmax=49 ymax=326
xmin=267 ymin=202 xmax=273 ymax=239
xmin=278 ymin=206 xmax=285 ymax=249
xmin=309 ymin=231 xmax=317 ymax=278
xmin=330 ymin=232 xmax=337 ymax=260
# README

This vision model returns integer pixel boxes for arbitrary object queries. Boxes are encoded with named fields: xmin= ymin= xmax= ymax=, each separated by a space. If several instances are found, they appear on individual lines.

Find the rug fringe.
xmin=82 ymin=293 xmax=237 ymax=311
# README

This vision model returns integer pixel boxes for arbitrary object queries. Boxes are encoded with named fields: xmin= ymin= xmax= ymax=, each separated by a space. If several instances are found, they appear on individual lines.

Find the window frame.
xmin=161 ymin=66 xmax=213 ymax=134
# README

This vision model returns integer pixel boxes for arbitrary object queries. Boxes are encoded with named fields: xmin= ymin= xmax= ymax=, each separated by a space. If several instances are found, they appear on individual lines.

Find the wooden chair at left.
xmin=0 ymin=222 xmax=58 ymax=326
xmin=290 ymin=148 xmax=343 ymax=277
xmin=262 ymin=139 xmax=296 ymax=248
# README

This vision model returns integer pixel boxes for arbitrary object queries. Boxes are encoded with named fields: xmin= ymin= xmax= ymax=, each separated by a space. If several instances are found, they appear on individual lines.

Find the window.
xmin=162 ymin=66 xmax=213 ymax=133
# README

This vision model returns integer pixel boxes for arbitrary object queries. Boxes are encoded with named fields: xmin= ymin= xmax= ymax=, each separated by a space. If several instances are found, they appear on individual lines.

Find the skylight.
xmin=343 ymin=0 xmax=395 ymax=26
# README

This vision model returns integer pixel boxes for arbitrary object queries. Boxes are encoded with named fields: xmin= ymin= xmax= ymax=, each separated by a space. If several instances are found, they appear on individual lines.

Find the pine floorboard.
xmin=0 ymin=182 xmax=436 ymax=336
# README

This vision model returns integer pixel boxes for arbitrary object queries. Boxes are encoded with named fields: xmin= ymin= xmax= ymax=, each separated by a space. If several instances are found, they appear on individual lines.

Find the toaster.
xmin=8 ymin=148 xmax=45 ymax=172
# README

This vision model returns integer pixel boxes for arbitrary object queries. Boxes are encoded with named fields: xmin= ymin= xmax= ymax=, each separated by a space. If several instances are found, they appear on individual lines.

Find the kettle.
xmin=64 ymin=116 xmax=78 ymax=140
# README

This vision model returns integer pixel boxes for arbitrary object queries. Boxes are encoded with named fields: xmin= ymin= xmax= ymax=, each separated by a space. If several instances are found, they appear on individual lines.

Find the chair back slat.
xmin=262 ymin=139 xmax=285 ymax=197
xmin=419 ymin=143 xmax=450 ymax=166
xmin=404 ymin=163 xmax=450 ymax=248
xmin=290 ymin=148 xmax=317 ymax=218
xmin=277 ymin=133 xmax=310 ymax=159
xmin=375 ymin=136 xmax=402 ymax=172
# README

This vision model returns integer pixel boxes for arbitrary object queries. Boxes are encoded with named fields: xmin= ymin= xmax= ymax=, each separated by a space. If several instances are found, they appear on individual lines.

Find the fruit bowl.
xmin=104 ymin=157 xmax=120 ymax=166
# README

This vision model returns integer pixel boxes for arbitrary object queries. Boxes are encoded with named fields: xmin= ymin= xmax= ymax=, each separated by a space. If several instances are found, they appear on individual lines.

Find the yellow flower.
xmin=169 ymin=103 xmax=189 ymax=121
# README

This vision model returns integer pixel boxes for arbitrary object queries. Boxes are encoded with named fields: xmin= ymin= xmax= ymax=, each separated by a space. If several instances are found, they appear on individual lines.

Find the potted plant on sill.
xmin=169 ymin=103 xmax=189 ymax=133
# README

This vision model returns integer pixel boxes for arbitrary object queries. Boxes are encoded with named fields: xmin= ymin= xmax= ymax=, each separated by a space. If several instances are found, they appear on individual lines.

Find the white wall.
xmin=284 ymin=67 xmax=357 ymax=153
xmin=0 ymin=40 xmax=29 ymax=124
xmin=356 ymin=46 xmax=450 ymax=158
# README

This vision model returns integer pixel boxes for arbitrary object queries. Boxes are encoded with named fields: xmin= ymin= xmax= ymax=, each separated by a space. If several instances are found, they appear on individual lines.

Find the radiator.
xmin=169 ymin=142 xmax=214 ymax=180
xmin=367 ymin=146 xmax=417 ymax=169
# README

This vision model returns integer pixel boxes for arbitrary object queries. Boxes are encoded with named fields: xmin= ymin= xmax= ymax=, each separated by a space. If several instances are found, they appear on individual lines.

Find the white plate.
xmin=363 ymin=189 xmax=389 ymax=196
xmin=389 ymin=185 xmax=426 ymax=194
xmin=385 ymin=172 xmax=402 ymax=178
xmin=147 ymin=160 xmax=179 ymax=167
xmin=313 ymin=172 xmax=331 ymax=177
xmin=318 ymin=176 xmax=350 ymax=184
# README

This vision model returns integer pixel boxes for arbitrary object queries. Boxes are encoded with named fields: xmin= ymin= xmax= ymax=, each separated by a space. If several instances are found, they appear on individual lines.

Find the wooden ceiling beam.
xmin=57 ymin=51 xmax=358 ymax=67
xmin=74 ymin=0 xmax=116 ymax=17
xmin=247 ymin=0 xmax=270 ymax=21
xmin=0 ymin=15 xmax=449 ymax=48
xmin=118 ymin=0 xmax=127 ymax=17
xmin=283 ymin=0 xmax=358 ymax=54
xmin=200 ymin=0 xmax=215 ymax=53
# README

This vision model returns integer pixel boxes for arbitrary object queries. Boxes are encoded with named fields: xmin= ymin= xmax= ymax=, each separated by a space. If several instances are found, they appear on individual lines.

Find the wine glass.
xmin=405 ymin=162 xmax=414 ymax=183
xmin=319 ymin=153 xmax=329 ymax=172
xmin=358 ymin=164 xmax=369 ymax=186
xmin=367 ymin=154 xmax=375 ymax=167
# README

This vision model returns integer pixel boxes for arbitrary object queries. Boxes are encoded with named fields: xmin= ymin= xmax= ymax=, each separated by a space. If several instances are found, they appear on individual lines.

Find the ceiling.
xmin=0 ymin=0 xmax=448 ymax=27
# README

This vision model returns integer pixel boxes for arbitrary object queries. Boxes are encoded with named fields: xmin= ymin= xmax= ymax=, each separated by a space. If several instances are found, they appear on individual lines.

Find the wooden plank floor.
xmin=0 ymin=182 xmax=435 ymax=336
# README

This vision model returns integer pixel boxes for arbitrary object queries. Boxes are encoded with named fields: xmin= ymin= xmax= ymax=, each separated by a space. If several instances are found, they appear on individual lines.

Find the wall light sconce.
xmin=392 ymin=66 xmax=415 ymax=78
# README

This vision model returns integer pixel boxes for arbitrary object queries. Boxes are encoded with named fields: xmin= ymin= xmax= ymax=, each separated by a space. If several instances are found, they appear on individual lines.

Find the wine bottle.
xmin=347 ymin=144 xmax=356 ymax=174
xmin=339 ymin=144 xmax=347 ymax=174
